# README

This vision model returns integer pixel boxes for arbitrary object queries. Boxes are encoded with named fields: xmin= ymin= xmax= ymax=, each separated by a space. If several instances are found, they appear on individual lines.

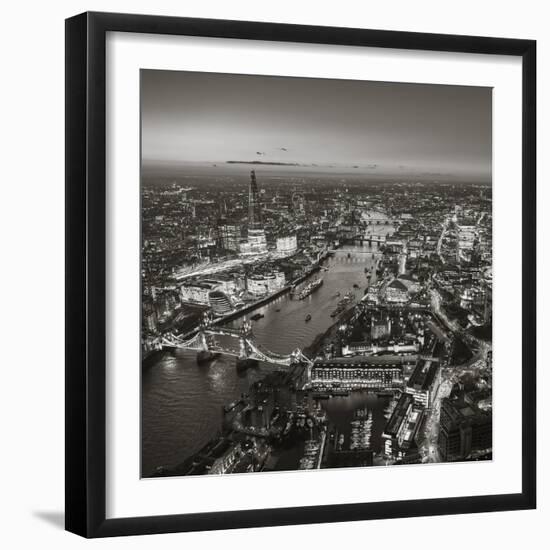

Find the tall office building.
xmin=245 ymin=171 xmax=267 ymax=255
xmin=217 ymin=219 xmax=241 ymax=251
xmin=248 ymin=170 xmax=262 ymax=228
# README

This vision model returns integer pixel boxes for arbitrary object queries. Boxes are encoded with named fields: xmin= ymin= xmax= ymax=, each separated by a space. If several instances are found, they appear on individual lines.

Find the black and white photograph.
xmin=0 ymin=0 xmax=543 ymax=544
xmin=140 ymin=70 xmax=493 ymax=478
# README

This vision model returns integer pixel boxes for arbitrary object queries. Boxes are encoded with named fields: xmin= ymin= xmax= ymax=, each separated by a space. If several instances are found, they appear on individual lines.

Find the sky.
xmin=141 ymin=69 xmax=492 ymax=180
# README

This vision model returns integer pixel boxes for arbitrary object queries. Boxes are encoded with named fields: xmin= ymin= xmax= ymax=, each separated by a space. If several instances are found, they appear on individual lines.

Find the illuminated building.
xmin=246 ymin=272 xmax=285 ymax=297
xmin=179 ymin=281 xmax=217 ymax=304
xmin=203 ymin=276 xmax=237 ymax=295
xmin=218 ymin=221 xmax=241 ymax=251
xmin=248 ymin=170 xmax=262 ymax=227
xmin=180 ymin=275 xmax=239 ymax=305
xmin=246 ymin=227 xmax=268 ymax=255
xmin=208 ymin=290 xmax=234 ymax=316
xmin=398 ymin=244 xmax=407 ymax=275
xmin=244 ymin=171 xmax=268 ymax=254
xmin=385 ymin=279 xmax=409 ymax=304
xmin=209 ymin=443 xmax=242 ymax=475
xmin=382 ymin=392 xmax=424 ymax=459
xmin=406 ymin=358 xmax=440 ymax=408
xmin=309 ymin=357 xmax=405 ymax=390
xmin=342 ymin=342 xmax=418 ymax=357
xmin=276 ymin=235 xmax=298 ymax=256
xmin=384 ymin=275 xmax=419 ymax=304
xmin=371 ymin=317 xmax=392 ymax=341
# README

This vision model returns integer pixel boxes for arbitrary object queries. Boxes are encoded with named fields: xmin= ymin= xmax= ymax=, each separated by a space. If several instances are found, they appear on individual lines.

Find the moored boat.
xmin=296 ymin=277 xmax=324 ymax=300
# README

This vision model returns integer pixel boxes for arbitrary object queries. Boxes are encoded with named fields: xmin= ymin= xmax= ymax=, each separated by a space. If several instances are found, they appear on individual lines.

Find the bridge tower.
xmin=198 ymin=330 xmax=208 ymax=352
xmin=197 ymin=312 xmax=212 ymax=351
xmin=238 ymin=320 xmax=255 ymax=360
xmin=196 ymin=312 xmax=217 ymax=365
xmin=200 ymin=311 xmax=212 ymax=329
xmin=240 ymin=319 xmax=253 ymax=337
xmin=238 ymin=335 xmax=250 ymax=360
xmin=236 ymin=319 xmax=259 ymax=371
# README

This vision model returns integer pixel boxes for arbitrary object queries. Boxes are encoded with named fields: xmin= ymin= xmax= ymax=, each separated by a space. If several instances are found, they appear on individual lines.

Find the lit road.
xmin=436 ymin=216 xmax=450 ymax=264
xmin=420 ymin=377 xmax=452 ymax=463
xmin=419 ymin=289 xmax=491 ymax=463
xmin=173 ymin=254 xmax=271 ymax=281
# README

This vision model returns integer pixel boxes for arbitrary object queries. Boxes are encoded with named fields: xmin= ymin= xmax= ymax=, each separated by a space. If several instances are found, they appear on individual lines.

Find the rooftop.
xmin=385 ymin=392 xmax=415 ymax=437
xmin=407 ymin=359 xmax=439 ymax=392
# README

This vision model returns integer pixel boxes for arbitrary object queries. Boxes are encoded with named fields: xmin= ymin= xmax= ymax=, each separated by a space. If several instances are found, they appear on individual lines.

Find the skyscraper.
xmin=248 ymin=170 xmax=262 ymax=228
xmin=242 ymin=170 xmax=268 ymax=255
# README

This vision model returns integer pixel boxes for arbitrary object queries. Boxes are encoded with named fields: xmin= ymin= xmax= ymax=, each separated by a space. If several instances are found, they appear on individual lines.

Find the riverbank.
xmin=214 ymin=285 xmax=292 ymax=325
xmin=165 ymin=263 xmax=324 ymax=344
xmin=303 ymin=304 xmax=358 ymax=359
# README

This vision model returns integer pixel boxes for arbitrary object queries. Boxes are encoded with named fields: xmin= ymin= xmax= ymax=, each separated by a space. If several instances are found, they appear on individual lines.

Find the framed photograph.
xmin=65 ymin=11 xmax=536 ymax=538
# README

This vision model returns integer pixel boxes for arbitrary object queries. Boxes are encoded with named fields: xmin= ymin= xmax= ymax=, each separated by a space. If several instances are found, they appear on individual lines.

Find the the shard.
xmin=248 ymin=170 xmax=262 ymax=228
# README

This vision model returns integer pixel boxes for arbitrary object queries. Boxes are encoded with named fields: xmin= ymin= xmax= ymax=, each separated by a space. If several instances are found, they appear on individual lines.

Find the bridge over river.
xmin=160 ymin=317 xmax=313 ymax=368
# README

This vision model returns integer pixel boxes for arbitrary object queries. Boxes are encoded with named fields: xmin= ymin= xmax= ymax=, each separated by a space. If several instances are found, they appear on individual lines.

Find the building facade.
xmin=371 ymin=317 xmax=392 ymax=341
xmin=218 ymin=222 xmax=241 ymax=251
xmin=246 ymin=271 xmax=286 ymax=296
xmin=180 ymin=280 xmax=218 ymax=304
xmin=385 ymin=279 xmax=410 ymax=303
xmin=309 ymin=357 xmax=404 ymax=390
xmin=406 ymin=358 xmax=440 ymax=408
xmin=208 ymin=290 xmax=234 ymax=316
xmin=382 ymin=392 xmax=424 ymax=459
xmin=246 ymin=227 xmax=268 ymax=255
xmin=276 ymin=235 xmax=298 ymax=256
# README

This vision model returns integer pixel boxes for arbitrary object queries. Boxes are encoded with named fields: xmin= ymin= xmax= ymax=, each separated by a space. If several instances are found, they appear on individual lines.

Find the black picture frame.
xmin=65 ymin=11 xmax=536 ymax=538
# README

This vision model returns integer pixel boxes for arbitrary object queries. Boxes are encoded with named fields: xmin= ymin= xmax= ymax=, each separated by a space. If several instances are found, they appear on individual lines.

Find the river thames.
xmin=142 ymin=241 xmax=393 ymax=476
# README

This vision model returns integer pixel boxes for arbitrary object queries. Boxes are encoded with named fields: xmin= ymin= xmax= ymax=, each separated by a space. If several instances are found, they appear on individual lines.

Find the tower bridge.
xmin=160 ymin=317 xmax=313 ymax=368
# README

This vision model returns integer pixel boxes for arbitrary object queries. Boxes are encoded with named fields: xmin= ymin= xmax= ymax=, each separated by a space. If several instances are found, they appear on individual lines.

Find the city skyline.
xmin=141 ymin=70 xmax=492 ymax=181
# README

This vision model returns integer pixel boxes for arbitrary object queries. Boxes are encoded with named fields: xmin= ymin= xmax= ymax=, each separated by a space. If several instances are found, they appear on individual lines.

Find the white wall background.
xmin=0 ymin=1 xmax=546 ymax=548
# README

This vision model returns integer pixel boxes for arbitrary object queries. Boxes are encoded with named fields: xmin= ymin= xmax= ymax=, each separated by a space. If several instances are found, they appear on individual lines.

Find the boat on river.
xmin=305 ymin=314 xmax=312 ymax=322
xmin=296 ymin=277 xmax=324 ymax=300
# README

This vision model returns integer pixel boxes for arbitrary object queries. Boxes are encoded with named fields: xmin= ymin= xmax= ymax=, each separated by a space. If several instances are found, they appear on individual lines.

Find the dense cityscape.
xmin=141 ymin=165 xmax=492 ymax=477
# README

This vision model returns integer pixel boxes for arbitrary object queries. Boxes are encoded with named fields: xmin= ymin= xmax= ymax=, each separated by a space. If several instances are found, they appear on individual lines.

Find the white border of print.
xmin=106 ymin=31 xmax=522 ymax=519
